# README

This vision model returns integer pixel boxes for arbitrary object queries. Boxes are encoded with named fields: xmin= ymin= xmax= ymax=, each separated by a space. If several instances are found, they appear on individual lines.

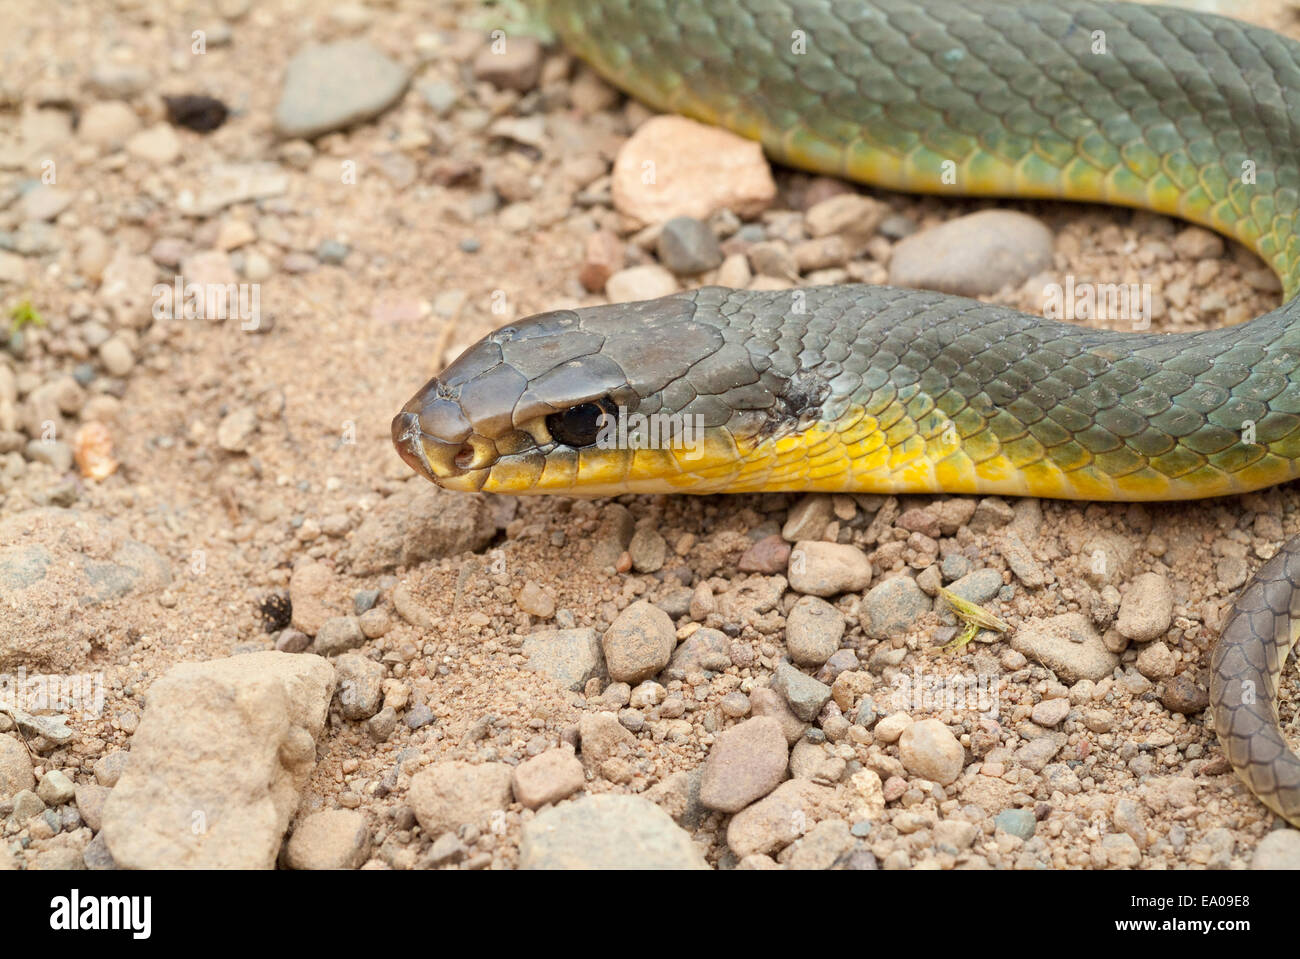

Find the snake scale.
xmin=392 ymin=0 xmax=1300 ymax=827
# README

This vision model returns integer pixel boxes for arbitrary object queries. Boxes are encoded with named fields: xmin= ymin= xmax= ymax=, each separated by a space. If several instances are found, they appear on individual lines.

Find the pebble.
xmin=967 ymin=496 xmax=1015 ymax=533
xmin=787 ymin=541 xmax=873 ymax=596
xmin=804 ymin=193 xmax=887 ymax=241
xmin=657 ymin=216 xmax=723 ymax=274
xmin=889 ymin=211 xmax=1053 ymax=296
xmin=751 ymin=687 xmax=809 ymax=743
xmin=579 ymin=230 xmax=622 ymax=292
xmin=611 ymin=115 xmax=776 ymax=225
xmin=785 ymin=595 xmax=845 ymax=666
xmin=511 ymin=748 xmax=585 ymax=809
xmin=516 ymin=581 xmax=555 ymax=618
xmin=1251 ymin=828 xmax=1300 ymax=869
xmin=472 ymin=36 xmax=543 ymax=92
xmin=520 ymin=795 xmax=707 ymax=869
xmin=1161 ymin=673 xmax=1209 ymax=715
xmin=699 ymin=717 xmax=788 ymax=812
xmin=102 ymin=652 xmax=334 ymax=868
xmin=1135 ymin=640 xmax=1176 ymax=680
xmin=408 ymin=761 xmax=514 ymax=838
xmin=99 ymin=336 xmax=135 ymax=376
xmin=720 ymin=691 xmax=751 ymax=718
xmin=522 ymin=628 xmax=605 ymax=692
xmin=667 ymin=627 xmax=731 ymax=675
xmin=216 ymin=406 xmax=257 ymax=452
xmin=78 ymin=101 xmax=141 ymax=148
xmin=738 ymin=533 xmax=791 ymax=574
xmin=726 ymin=779 xmax=834 ymax=859
xmin=274 ymin=40 xmax=410 ymax=139
xmin=602 ymin=600 xmax=674 ymax=683
xmin=783 ymin=494 xmax=833 ymax=541
xmin=628 ymin=527 xmax=667 ymax=572
xmin=1030 ymin=698 xmax=1070 ymax=727
xmin=335 ymin=653 xmax=385 ymax=719
xmin=314 ymin=616 xmax=366 ymax=656
xmin=771 ymin=662 xmax=832 ymax=722
xmin=1010 ymin=612 xmax=1119 ymax=683
xmin=35 ymin=769 xmax=75 ymax=806
xmin=125 ymin=124 xmax=181 ymax=164
xmin=284 ymin=809 xmax=370 ymax=870
xmin=1117 ymin=572 xmax=1173 ymax=641
xmin=860 ymin=575 xmax=929 ymax=639
xmin=74 ymin=783 xmax=110 ymax=832
xmin=999 ymin=532 xmax=1046 ymax=588
xmin=898 ymin=719 xmax=964 ymax=785
xmin=605 ymin=264 xmax=677 ymax=302
xmin=21 ymin=185 xmax=72 ymax=222
xmin=994 ymin=808 xmax=1037 ymax=839
xmin=0 ymin=734 xmax=35 ymax=798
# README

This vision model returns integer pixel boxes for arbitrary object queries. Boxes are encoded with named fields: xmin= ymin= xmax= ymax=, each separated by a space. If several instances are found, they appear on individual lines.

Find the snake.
xmin=391 ymin=0 xmax=1300 ymax=827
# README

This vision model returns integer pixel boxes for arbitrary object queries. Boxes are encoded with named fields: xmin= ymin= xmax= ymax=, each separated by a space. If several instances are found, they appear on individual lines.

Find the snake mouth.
xmin=390 ymin=409 xmax=491 ymax=490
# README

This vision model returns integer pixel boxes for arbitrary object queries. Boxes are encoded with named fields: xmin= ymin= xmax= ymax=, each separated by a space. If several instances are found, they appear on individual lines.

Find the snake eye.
xmin=546 ymin=399 xmax=616 ymax=448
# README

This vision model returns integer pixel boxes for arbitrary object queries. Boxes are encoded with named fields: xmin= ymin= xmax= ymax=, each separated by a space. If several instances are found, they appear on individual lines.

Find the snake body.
xmin=393 ymin=0 xmax=1300 ymax=826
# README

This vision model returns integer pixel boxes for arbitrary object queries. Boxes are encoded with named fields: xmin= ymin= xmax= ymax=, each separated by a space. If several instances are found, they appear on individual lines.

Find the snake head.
xmin=392 ymin=290 xmax=790 ymax=494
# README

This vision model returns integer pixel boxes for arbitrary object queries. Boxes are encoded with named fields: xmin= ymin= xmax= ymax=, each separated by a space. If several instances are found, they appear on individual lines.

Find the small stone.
xmin=520 ymin=795 xmax=707 ymax=869
xmin=1030 ymin=698 xmax=1070 ymax=727
xmin=785 ymin=595 xmax=845 ymax=666
xmin=699 ymin=717 xmax=788 ymax=813
xmin=36 ymin=769 xmax=75 ymax=806
xmin=628 ymin=528 xmax=667 ymax=573
xmin=657 ymin=216 xmax=723 ymax=275
xmin=578 ymin=230 xmax=622 ymax=293
xmin=314 ymin=616 xmax=366 ymax=656
xmin=783 ymin=494 xmax=834 ymax=541
xmin=787 ymin=541 xmax=872 ymax=597
xmin=0 ymin=735 xmax=36 ymax=798
xmin=216 ymin=406 xmax=257 ymax=452
xmin=738 ymin=534 xmax=791 ymax=574
xmin=612 ymin=115 xmax=776 ymax=225
xmin=751 ymin=687 xmax=809 ymax=744
xmin=274 ymin=40 xmax=411 ymax=139
xmin=522 ymin=628 xmax=605 ymax=691
xmin=1136 ymin=641 xmax=1176 ymax=680
xmin=125 ymin=124 xmax=181 ymax=164
xmin=74 ymin=783 xmax=110 ymax=832
xmin=512 ymin=749 xmax=584 ymax=809
xmin=472 ymin=36 xmax=542 ymax=92
xmin=98 ymin=336 xmax=135 ymax=377
xmin=863 ymin=577 xmax=931 ymax=646
xmin=994 ymin=808 xmax=1036 ymax=839
xmin=408 ymin=761 xmax=513 ymax=838
xmin=602 ymin=600 xmax=674 ymax=683
xmin=1011 ymin=612 xmax=1119 ymax=683
xmin=335 ymin=653 xmax=385 ymax=719
xmin=967 ymin=497 xmax=1015 ymax=534
xmin=898 ymin=719 xmax=964 ymax=785
xmin=1117 ymin=572 xmax=1173 ymax=642
xmin=516 ymin=581 xmax=555 ymax=619
xmin=605 ymin=264 xmax=677 ymax=302
xmin=1161 ymin=673 xmax=1210 ymax=715
xmin=78 ymin=101 xmax=141 ymax=148
xmin=889 ymin=210 xmax=1053 ymax=296
xmin=771 ymin=662 xmax=832 ymax=722
xmin=1251 ymin=828 xmax=1300 ymax=869
xmin=873 ymin=712 xmax=912 ymax=744
xmin=285 ymin=809 xmax=370 ymax=869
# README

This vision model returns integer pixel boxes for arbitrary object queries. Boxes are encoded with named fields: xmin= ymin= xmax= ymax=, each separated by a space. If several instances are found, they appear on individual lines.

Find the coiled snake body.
xmin=394 ymin=0 xmax=1300 ymax=827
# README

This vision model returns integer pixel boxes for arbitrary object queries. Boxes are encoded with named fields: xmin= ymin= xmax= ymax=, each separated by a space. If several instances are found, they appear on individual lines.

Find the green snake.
xmin=392 ymin=0 xmax=1300 ymax=827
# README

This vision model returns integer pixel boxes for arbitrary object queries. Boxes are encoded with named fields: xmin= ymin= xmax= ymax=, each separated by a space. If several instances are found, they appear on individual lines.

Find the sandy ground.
xmin=2 ymin=0 xmax=1300 ymax=871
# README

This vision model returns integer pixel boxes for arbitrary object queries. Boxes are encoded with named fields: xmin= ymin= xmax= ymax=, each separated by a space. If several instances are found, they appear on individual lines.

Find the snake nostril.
xmin=454 ymin=443 xmax=477 ymax=471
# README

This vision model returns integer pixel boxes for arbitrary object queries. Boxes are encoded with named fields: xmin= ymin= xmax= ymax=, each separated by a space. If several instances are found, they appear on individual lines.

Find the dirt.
xmin=2 ymin=0 xmax=1300 ymax=871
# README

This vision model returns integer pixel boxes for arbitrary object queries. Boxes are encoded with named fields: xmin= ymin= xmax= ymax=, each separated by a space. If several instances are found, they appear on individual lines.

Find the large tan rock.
xmin=611 ymin=115 xmax=775 ymax=226
xmin=102 ymin=651 xmax=335 ymax=869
